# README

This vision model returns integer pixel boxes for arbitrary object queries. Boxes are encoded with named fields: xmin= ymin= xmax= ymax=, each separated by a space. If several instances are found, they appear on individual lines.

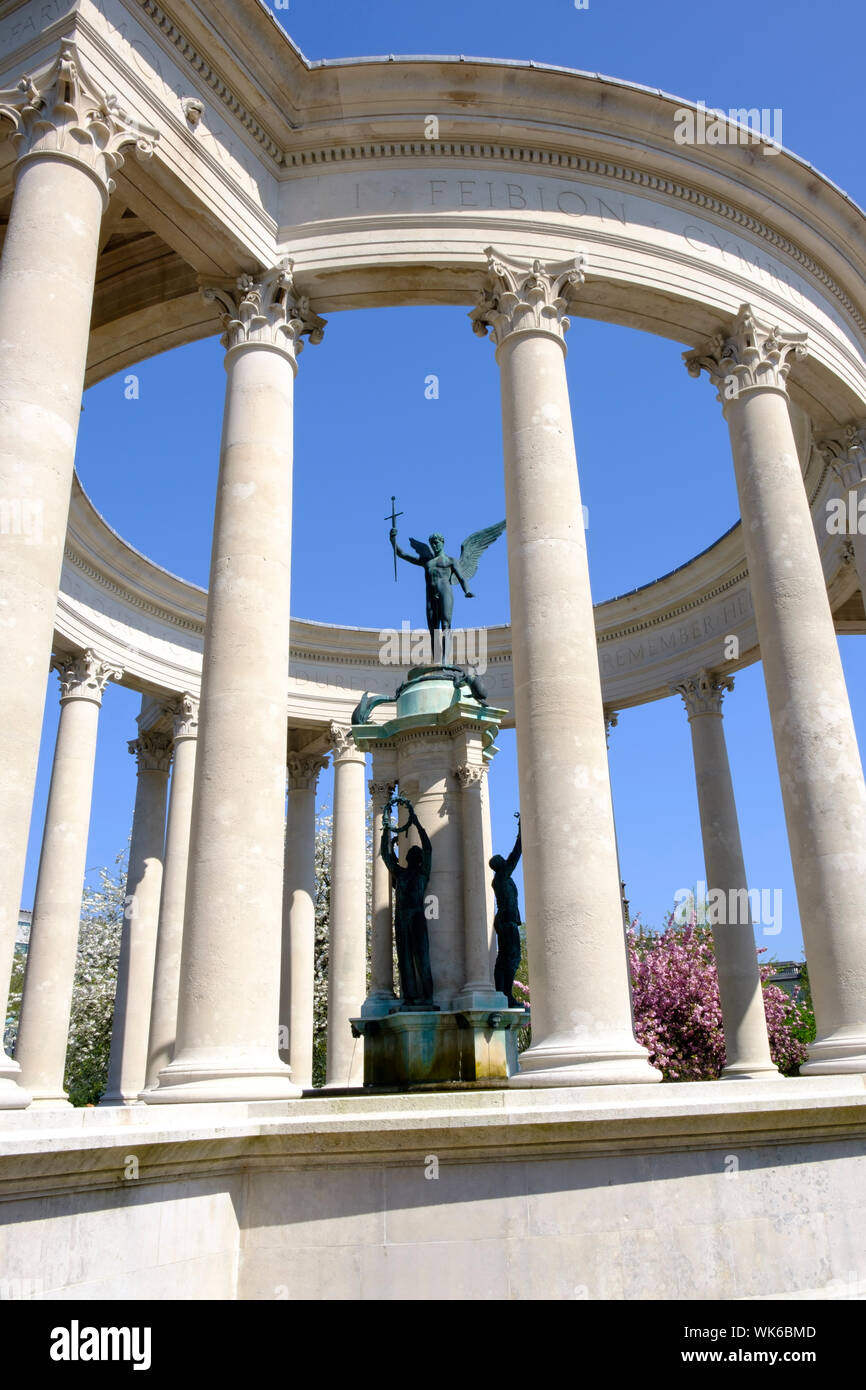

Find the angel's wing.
xmin=456 ymin=520 xmax=506 ymax=583
xmin=409 ymin=537 xmax=433 ymax=563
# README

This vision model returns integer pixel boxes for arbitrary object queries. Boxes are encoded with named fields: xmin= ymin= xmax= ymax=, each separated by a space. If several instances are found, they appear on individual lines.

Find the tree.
xmin=310 ymin=805 xmax=373 ymax=1088
xmin=63 ymin=849 xmax=127 ymax=1105
xmin=628 ymin=915 xmax=813 ymax=1079
xmin=312 ymin=811 xmax=332 ymax=1088
xmin=4 ymin=847 xmax=127 ymax=1107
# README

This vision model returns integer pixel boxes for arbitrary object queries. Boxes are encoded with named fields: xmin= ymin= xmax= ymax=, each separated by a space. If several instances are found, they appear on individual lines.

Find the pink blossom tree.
xmin=628 ymin=914 xmax=810 ymax=1079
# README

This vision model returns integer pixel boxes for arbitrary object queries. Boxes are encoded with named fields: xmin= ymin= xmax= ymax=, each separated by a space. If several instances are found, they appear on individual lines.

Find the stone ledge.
xmin=1 ymin=1077 xmax=865 ymax=1202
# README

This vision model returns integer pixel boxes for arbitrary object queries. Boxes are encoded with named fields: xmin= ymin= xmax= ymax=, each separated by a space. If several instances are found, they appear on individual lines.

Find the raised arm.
xmin=390 ymin=529 xmax=425 ymax=566
xmin=505 ymin=822 xmax=522 ymax=875
xmin=380 ymin=824 xmax=400 ymax=875
xmin=412 ymin=812 xmax=433 ymax=879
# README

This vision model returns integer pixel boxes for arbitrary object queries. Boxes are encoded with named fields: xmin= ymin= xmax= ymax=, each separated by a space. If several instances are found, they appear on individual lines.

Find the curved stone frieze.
xmin=0 ymin=3 xmax=859 ymax=719
xmin=55 ymin=469 xmax=863 ymax=727
xmin=0 ymin=3 xmax=862 ymax=424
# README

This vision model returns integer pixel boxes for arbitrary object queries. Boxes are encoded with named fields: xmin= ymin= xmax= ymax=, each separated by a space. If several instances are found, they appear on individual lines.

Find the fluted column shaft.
xmin=325 ymin=727 xmax=367 ymax=1087
xmin=362 ymin=777 xmax=397 ymax=1017
xmin=144 ymin=696 xmax=199 ymax=1089
xmin=146 ymin=265 xmax=323 ymax=1103
xmin=688 ymin=308 xmax=866 ymax=1073
xmin=15 ymin=652 xmax=121 ymax=1104
xmin=103 ymin=724 xmax=171 ymax=1104
xmin=674 ymin=672 xmax=778 ymax=1079
xmin=280 ymin=753 xmax=325 ymax=1090
xmin=473 ymin=249 xmax=659 ymax=1087
xmin=0 ymin=43 xmax=155 ymax=1108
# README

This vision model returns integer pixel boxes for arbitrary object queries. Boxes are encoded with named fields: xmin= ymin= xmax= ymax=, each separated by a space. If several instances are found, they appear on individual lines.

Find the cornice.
xmin=136 ymin=0 xmax=285 ymax=163
xmin=63 ymin=543 xmax=205 ymax=635
xmin=101 ymin=4 xmax=865 ymax=345
xmin=279 ymin=141 xmax=866 ymax=341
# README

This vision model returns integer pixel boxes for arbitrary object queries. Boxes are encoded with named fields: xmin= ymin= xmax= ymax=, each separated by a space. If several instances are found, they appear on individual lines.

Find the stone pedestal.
xmin=352 ymin=1008 xmax=527 ymax=1086
xmin=352 ymin=665 xmax=513 ymax=1086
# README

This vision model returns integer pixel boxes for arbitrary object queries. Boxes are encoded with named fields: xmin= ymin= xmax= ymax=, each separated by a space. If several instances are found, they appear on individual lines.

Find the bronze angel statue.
xmin=389 ymin=519 xmax=506 ymax=665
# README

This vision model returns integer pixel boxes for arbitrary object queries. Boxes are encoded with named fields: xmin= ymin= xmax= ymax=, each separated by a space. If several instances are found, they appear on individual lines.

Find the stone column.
xmin=146 ymin=266 xmax=324 ymax=1103
xmin=819 ymin=424 xmax=866 ymax=599
xmin=454 ymin=763 xmax=503 ymax=1008
xmin=103 ymin=725 xmax=171 ymax=1104
xmin=480 ymin=765 xmax=498 ymax=980
xmin=673 ymin=671 xmax=778 ymax=1079
xmin=687 ymin=306 xmax=866 ymax=1073
xmin=144 ymin=695 xmax=199 ymax=1090
xmin=362 ymin=776 xmax=398 ymax=1018
xmin=472 ymin=248 xmax=660 ymax=1086
xmin=14 ymin=651 xmax=122 ymax=1105
xmin=324 ymin=725 xmax=368 ymax=1087
xmin=0 ymin=42 xmax=155 ymax=1108
xmin=279 ymin=752 xmax=326 ymax=1090
xmin=604 ymin=707 xmax=630 ymax=929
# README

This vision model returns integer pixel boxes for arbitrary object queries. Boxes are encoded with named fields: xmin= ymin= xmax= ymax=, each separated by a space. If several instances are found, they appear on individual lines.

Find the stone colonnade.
xmin=1 ymin=40 xmax=865 ymax=1106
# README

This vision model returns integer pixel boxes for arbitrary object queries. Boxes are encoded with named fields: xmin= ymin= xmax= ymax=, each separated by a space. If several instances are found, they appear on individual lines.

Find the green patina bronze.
xmin=388 ymin=513 xmax=505 ymax=665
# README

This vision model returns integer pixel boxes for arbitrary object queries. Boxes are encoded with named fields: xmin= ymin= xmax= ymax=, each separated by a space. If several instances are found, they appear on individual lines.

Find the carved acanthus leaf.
xmin=455 ymin=763 xmax=486 ymax=789
xmin=128 ymin=730 xmax=173 ymax=773
xmin=172 ymin=693 xmax=199 ymax=741
xmin=0 ymin=41 xmax=157 ymax=200
xmin=368 ymin=779 xmax=396 ymax=803
xmin=327 ymin=723 xmax=362 ymax=762
xmin=53 ymin=649 xmax=122 ymax=704
xmin=817 ymin=423 xmax=866 ymax=491
xmin=672 ymin=669 xmax=734 ymax=719
xmin=287 ymin=754 xmax=327 ymax=791
xmin=684 ymin=304 xmax=807 ymax=403
xmin=202 ymin=258 xmax=326 ymax=360
xmin=470 ymin=246 xmax=586 ymax=347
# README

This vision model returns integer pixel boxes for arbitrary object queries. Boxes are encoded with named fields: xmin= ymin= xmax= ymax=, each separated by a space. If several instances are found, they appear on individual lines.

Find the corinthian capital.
xmin=53 ymin=649 xmax=122 ymax=705
xmin=684 ymin=304 xmax=807 ymax=406
xmin=470 ymin=246 xmax=586 ymax=349
xmin=171 ymin=693 xmax=199 ymax=742
xmin=202 ymin=259 xmax=326 ymax=364
xmin=0 ymin=41 xmax=157 ymax=204
xmin=368 ymin=779 xmax=396 ymax=804
xmin=128 ymin=730 xmax=173 ymax=774
xmin=672 ymin=670 xmax=734 ymax=719
xmin=817 ymin=423 xmax=866 ymax=492
xmin=455 ymin=763 xmax=486 ymax=789
xmin=288 ymin=754 xmax=327 ymax=792
xmin=327 ymin=722 xmax=364 ymax=764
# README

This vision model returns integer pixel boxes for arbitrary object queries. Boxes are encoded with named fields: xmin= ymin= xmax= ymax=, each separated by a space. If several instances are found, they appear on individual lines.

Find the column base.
xmin=360 ymin=991 xmax=400 ymax=1019
xmin=452 ymin=986 xmax=510 ymax=1011
xmin=0 ymin=1062 xmax=30 ymax=1110
xmin=720 ymin=1062 xmax=781 ymax=1081
xmin=22 ymin=1091 xmax=74 ymax=1109
xmin=511 ymin=1037 xmax=662 ymax=1087
xmin=142 ymin=1053 xmax=302 ymax=1104
xmin=800 ymin=1031 xmax=866 ymax=1075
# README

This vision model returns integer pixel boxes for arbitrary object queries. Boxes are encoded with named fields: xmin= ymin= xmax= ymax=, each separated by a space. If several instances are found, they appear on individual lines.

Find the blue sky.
xmin=21 ymin=0 xmax=866 ymax=967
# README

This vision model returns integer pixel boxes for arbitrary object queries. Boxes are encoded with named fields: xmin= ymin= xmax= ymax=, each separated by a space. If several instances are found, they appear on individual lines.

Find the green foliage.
xmin=4 ymin=848 xmax=127 ymax=1107
xmin=64 ymin=849 xmax=126 ymax=1106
